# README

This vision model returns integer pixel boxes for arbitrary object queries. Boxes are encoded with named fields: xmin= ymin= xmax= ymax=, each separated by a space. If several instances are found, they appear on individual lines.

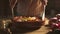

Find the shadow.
xmin=9 ymin=22 xmax=42 ymax=34
xmin=0 ymin=29 xmax=10 ymax=34
xmin=47 ymin=30 xmax=60 ymax=34
xmin=10 ymin=27 xmax=41 ymax=34
xmin=0 ymin=26 xmax=41 ymax=34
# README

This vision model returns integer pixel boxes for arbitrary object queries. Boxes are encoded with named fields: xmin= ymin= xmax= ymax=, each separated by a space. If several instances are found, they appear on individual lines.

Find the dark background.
xmin=46 ymin=0 xmax=60 ymax=18
xmin=0 ymin=0 xmax=12 ymax=18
